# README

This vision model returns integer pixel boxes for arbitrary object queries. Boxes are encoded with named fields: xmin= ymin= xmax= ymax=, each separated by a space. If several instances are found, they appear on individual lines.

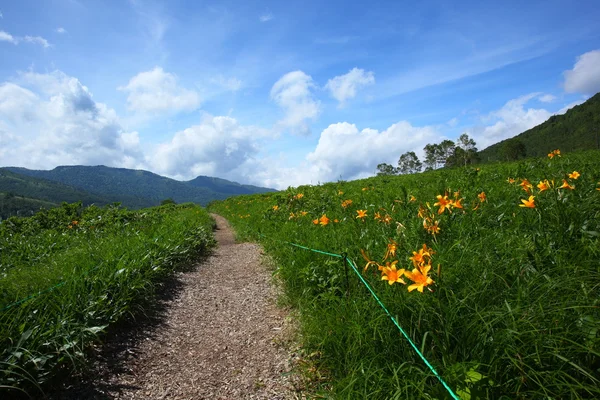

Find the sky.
xmin=1 ymin=0 xmax=599 ymax=189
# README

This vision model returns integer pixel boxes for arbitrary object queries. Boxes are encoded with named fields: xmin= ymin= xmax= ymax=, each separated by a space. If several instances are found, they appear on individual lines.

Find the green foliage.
xmin=0 ymin=202 xmax=215 ymax=396
xmin=376 ymin=163 xmax=398 ymax=176
xmin=210 ymin=150 xmax=600 ymax=399
xmin=479 ymin=92 xmax=600 ymax=162
xmin=397 ymin=151 xmax=423 ymax=174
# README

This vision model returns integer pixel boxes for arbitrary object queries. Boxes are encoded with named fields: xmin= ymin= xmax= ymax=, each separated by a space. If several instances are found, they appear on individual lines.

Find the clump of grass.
xmin=0 ymin=202 xmax=215 ymax=396
xmin=210 ymin=150 xmax=600 ymax=399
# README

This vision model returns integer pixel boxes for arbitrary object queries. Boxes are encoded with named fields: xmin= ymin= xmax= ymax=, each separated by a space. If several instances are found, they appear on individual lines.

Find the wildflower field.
xmin=209 ymin=150 xmax=600 ymax=399
xmin=0 ymin=202 xmax=215 ymax=396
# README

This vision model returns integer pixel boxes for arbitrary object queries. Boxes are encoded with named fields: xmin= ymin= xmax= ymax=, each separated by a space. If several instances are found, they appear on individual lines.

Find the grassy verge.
xmin=0 ymin=202 xmax=215 ymax=397
xmin=209 ymin=150 xmax=600 ymax=399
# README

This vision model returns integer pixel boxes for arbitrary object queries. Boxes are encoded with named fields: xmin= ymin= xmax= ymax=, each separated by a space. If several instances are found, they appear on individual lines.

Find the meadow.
xmin=0 ymin=202 xmax=215 ymax=396
xmin=209 ymin=150 xmax=600 ymax=399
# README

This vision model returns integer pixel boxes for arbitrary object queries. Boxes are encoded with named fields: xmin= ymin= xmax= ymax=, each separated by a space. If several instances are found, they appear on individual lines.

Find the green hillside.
xmin=5 ymin=165 xmax=275 ymax=208
xmin=478 ymin=92 xmax=600 ymax=162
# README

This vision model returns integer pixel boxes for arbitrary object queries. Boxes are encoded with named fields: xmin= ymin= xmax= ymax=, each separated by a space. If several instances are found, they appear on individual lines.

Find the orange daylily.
xmin=381 ymin=263 xmax=406 ymax=285
xmin=272 ymin=205 xmax=279 ymax=211
xmin=319 ymin=214 xmax=330 ymax=226
xmin=312 ymin=218 xmax=319 ymax=225
xmin=374 ymin=211 xmax=382 ymax=221
xmin=382 ymin=214 xmax=393 ymax=224
xmin=507 ymin=178 xmax=516 ymax=184
xmin=360 ymin=249 xmax=378 ymax=272
xmin=537 ymin=180 xmax=551 ymax=192
xmin=295 ymin=193 xmax=304 ymax=199
xmin=356 ymin=209 xmax=368 ymax=220
xmin=478 ymin=192 xmax=487 ymax=202
xmin=384 ymin=239 xmax=398 ymax=261
xmin=409 ymin=195 xmax=416 ymax=203
xmin=404 ymin=264 xmax=434 ymax=293
xmin=568 ymin=171 xmax=580 ymax=180
xmin=434 ymin=194 xmax=452 ymax=214
xmin=519 ymin=195 xmax=536 ymax=208
xmin=452 ymin=197 xmax=464 ymax=209
xmin=341 ymin=199 xmax=353 ymax=209
xmin=558 ymin=179 xmax=575 ymax=190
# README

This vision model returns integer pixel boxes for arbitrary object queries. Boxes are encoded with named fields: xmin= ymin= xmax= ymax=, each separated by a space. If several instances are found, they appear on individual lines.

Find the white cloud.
xmin=304 ymin=121 xmax=438 ymax=183
xmin=564 ymin=50 xmax=600 ymax=95
xmin=270 ymin=71 xmax=320 ymax=135
xmin=23 ymin=35 xmax=51 ymax=48
xmin=119 ymin=67 xmax=200 ymax=114
xmin=0 ymin=31 xmax=18 ymax=44
xmin=56 ymin=27 xmax=67 ymax=34
xmin=0 ymin=71 xmax=144 ymax=170
xmin=150 ymin=115 xmax=268 ymax=180
xmin=0 ymin=30 xmax=50 ymax=47
xmin=325 ymin=68 xmax=375 ymax=106
xmin=259 ymin=13 xmax=273 ymax=22
xmin=538 ymin=94 xmax=556 ymax=103
xmin=468 ymin=93 xmax=552 ymax=149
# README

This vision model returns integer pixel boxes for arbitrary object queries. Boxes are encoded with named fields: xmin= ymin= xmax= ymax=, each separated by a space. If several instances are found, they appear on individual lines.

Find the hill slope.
xmin=5 ymin=165 xmax=275 ymax=208
xmin=478 ymin=92 xmax=600 ymax=162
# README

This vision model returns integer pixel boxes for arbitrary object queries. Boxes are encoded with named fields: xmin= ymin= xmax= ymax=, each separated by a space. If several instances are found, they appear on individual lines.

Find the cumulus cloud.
xmin=0 ymin=30 xmax=50 ymax=47
xmin=0 ymin=71 xmax=144 ymax=170
xmin=56 ymin=27 xmax=67 ymax=34
xmin=468 ymin=93 xmax=552 ymax=149
xmin=563 ymin=50 xmax=600 ymax=95
xmin=150 ymin=115 xmax=268 ymax=180
xmin=538 ymin=94 xmax=556 ymax=103
xmin=270 ymin=71 xmax=320 ymax=135
xmin=0 ymin=31 xmax=17 ymax=44
xmin=304 ymin=121 xmax=438 ymax=183
xmin=325 ymin=68 xmax=375 ymax=106
xmin=119 ymin=67 xmax=200 ymax=114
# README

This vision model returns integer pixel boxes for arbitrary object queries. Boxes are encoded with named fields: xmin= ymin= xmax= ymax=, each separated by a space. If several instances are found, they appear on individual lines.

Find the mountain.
xmin=478 ymin=92 xmax=600 ymax=162
xmin=185 ymin=175 xmax=277 ymax=195
xmin=3 ymin=165 xmax=275 ymax=211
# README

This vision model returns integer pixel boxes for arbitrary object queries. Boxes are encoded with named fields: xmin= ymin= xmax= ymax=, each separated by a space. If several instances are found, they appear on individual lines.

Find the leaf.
xmin=84 ymin=325 xmax=108 ymax=335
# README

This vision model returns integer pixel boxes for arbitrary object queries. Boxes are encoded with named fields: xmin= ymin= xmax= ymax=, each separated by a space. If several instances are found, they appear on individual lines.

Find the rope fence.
xmin=258 ymin=233 xmax=460 ymax=400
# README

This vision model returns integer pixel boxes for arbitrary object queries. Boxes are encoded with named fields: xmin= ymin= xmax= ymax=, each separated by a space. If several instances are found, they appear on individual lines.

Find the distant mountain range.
xmin=478 ymin=92 xmax=600 ymax=162
xmin=0 ymin=166 xmax=275 ymax=218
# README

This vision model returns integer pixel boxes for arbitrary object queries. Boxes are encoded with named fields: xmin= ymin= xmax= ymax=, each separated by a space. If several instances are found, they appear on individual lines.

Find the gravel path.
xmin=55 ymin=214 xmax=296 ymax=399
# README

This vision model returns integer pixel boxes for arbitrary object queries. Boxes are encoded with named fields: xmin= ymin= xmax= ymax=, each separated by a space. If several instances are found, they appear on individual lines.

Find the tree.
xmin=500 ymin=139 xmax=526 ymax=161
xmin=423 ymin=143 xmax=439 ymax=171
xmin=397 ymin=151 xmax=422 ymax=174
xmin=437 ymin=140 xmax=456 ymax=168
xmin=161 ymin=198 xmax=177 ymax=205
xmin=457 ymin=133 xmax=478 ymax=166
xmin=376 ymin=163 xmax=397 ymax=176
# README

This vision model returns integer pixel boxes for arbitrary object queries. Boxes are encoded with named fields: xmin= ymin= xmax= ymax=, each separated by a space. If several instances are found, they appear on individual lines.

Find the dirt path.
xmin=56 ymin=214 xmax=296 ymax=399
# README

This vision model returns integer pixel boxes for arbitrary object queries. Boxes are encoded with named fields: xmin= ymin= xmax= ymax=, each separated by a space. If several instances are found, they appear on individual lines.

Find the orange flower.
xmin=548 ymin=152 xmax=555 ymax=159
xmin=381 ymin=263 xmax=406 ymax=285
xmin=519 ymin=195 xmax=536 ymax=208
xmin=382 ymin=214 xmax=393 ymax=224
xmin=507 ymin=178 xmax=515 ymax=184
xmin=289 ymin=212 xmax=296 ymax=220
xmin=478 ymin=192 xmax=487 ymax=202
xmin=319 ymin=214 xmax=330 ymax=226
xmin=312 ymin=218 xmax=319 ymax=225
xmin=409 ymin=195 xmax=416 ymax=203
xmin=338 ymin=190 xmax=344 ymax=195
xmin=374 ymin=211 xmax=382 ymax=221
xmin=341 ymin=199 xmax=353 ymax=209
xmin=300 ymin=211 xmax=308 ymax=216
xmin=384 ymin=239 xmax=398 ymax=261
xmin=295 ymin=193 xmax=304 ymax=199
xmin=558 ymin=179 xmax=575 ymax=190
xmin=333 ymin=219 xmax=339 ymax=223
xmin=409 ymin=249 xmax=427 ymax=268
xmin=72 ymin=220 xmax=79 ymax=225
xmin=360 ymin=249 xmax=378 ymax=272
xmin=434 ymin=194 xmax=452 ymax=214
xmin=272 ymin=205 xmax=279 ymax=211
xmin=362 ymin=187 xmax=368 ymax=191
xmin=537 ymin=180 xmax=551 ymax=192
xmin=452 ymin=198 xmax=464 ymax=209
xmin=568 ymin=171 xmax=580 ymax=180
xmin=404 ymin=265 xmax=434 ymax=293
xmin=356 ymin=209 xmax=367 ymax=220
xmin=519 ymin=179 xmax=533 ymax=194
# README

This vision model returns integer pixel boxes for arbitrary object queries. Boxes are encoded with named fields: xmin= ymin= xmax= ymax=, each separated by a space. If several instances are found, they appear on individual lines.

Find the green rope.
xmin=258 ymin=233 xmax=460 ymax=400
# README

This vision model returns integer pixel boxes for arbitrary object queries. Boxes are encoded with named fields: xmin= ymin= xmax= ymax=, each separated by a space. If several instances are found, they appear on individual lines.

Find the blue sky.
xmin=1 ymin=0 xmax=599 ymax=188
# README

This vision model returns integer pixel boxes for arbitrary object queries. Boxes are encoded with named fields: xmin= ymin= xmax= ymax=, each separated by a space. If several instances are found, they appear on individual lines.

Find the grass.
xmin=0 ymin=202 xmax=215 ymax=397
xmin=209 ymin=150 xmax=600 ymax=399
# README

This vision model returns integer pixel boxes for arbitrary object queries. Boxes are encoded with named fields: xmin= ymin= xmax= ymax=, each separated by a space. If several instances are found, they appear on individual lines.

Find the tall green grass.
xmin=210 ymin=150 xmax=600 ymax=399
xmin=0 ymin=202 xmax=215 ymax=396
